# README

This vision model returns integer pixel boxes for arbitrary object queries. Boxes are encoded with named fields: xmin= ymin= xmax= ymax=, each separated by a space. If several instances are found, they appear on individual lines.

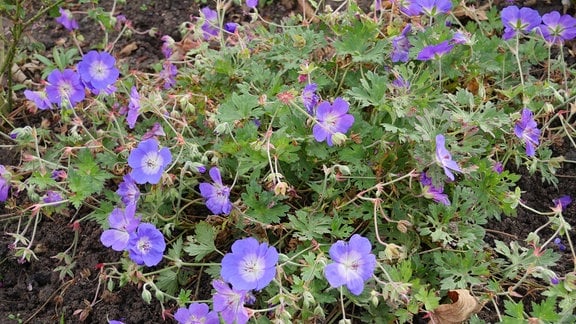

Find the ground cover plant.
xmin=1 ymin=0 xmax=576 ymax=323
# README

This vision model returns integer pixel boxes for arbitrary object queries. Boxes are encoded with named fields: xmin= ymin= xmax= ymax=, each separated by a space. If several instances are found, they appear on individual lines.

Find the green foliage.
xmin=6 ymin=0 xmax=576 ymax=322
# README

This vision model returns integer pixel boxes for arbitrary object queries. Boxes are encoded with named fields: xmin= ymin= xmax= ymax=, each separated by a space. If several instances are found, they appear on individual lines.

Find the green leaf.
xmin=219 ymin=92 xmax=262 ymax=122
xmin=155 ymin=269 xmax=179 ymax=296
xmin=183 ymin=221 xmax=217 ymax=261
xmin=241 ymin=184 xmax=289 ymax=224
xmin=415 ymin=287 xmax=440 ymax=311
xmin=67 ymin=150 xmax=114 ymax=209
xmin=530 ymin=297 xmax=560 ymax=323
xmin=287 ymin=209 xmax=331 ymax=241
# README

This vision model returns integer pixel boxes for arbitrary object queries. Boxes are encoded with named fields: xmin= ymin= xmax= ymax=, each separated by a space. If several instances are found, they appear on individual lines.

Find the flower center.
xmin=137 ymin=237 xmax=151 ymax=254
xmin=142 ymin=152 xmax=163 ymax=175
xmin=58 ymin=80 xmax=73 ymax=98
xmin=342 ymin=251 xmax=362 ymax=273
xmin=240 ymin=254 xmax=265 ymax=283
xmin=90 ymin=60 xmax=108 ymax=80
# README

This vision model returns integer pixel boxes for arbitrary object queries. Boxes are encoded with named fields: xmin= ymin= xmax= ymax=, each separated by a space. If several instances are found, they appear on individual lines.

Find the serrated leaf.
xmin=287 ymin=210 xmax=331 ymax=241
xmin=155 ymin=269 xmax=179 ymax=296
xmin=183 ymin=222 xmax=216 ymax=261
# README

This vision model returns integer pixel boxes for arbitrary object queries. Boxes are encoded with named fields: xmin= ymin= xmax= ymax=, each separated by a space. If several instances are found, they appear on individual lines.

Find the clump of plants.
xmin=2 ymin=0 xmax=576 ymax=322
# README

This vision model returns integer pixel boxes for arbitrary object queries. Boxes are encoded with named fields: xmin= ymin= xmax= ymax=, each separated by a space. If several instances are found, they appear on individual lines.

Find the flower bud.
xmin=331 ymin=132 xmax=347 ymax=146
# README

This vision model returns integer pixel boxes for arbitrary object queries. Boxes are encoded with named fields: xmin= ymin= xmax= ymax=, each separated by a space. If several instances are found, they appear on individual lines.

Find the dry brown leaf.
xmin=453 ymin=1 xmax=489 ymax=21
xmin=119 ymin=42 xmax=138 ymax=56
xmin=430 ymin=289 xmax=482 ymax=324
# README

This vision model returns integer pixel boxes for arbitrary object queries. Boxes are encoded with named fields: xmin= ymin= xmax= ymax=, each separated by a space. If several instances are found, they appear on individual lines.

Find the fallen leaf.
xmin=430 ymin=289 xmax=482 ymax=324
xmin=120 ymin=42 xmax=138 ymax=56
xmin=453 ymin=1 xmax=489 ymax=21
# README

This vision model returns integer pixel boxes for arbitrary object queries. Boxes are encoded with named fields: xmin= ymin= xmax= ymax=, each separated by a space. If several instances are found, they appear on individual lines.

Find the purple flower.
xmin=0 ymin=165 xmax=10 ymax=202
xmin=201 ymin=7 xmax=219 ymax=40
xmin=161 ymin=35 xmax=174 ymax=59
xmin=415 ymin=0 xmax=452 ymax=16
xmin=24 ymin=90 xmax=53 ymax=110
xmin=142 ymin=122 xmax=166 ymax=140
xmin=199 ymin=167 xmax=233 ymax=215
xmin=116 ymin=174 xmax=140 ymax=207
xmin=324 ymin=234 xmax=376 ymax=295
xmin=391 ymin=74 xmax=410 ymax=90
xmin=554 ymin=237 xmax=567 ymax=251
xmin=514 ymin=108 xmax=540 ymax=157
xmin=197 ymin=165 xmax=207 ymax=173
xmin=312 ymin=97 xmax=355 ymax=146
xmin=225 ymin=22 xmax=238 ymax=33
xmin=416 ymin=41 xmax=454 ymax=61
xmin=375 ymin=0 xmax=382 ymax=11
xmin=391 ymin=24 xmax=412 ymax=63
xmin=221 ymin=237 xmax=279 ymax=291
xmin=159 ymin=61 xmax=177 ymax=89
xmin=55 ymin=8 xmax=78 ymax=31
xmin=420 ymin=173 xmax=450 ymax=205
xmin=212 ymin=280 xmax=253 ymax=324
xmin=500 ymin=6 xmax=541 ymax=40
xmin=108 ymin=321 xmax=125 ymax=324
xmin=302 ymin=83 xmax=319 ymax=114
xmin=493 ymin=162 xmax=504 ymax=174
xmin=51 ymin=170 xmax=67 ymax=181
xmin=42 ymin=190 xmax=63 ymax=204
xmin=45 ymin=69 xmax=85 ymax=108
xmin=174 ymin=303 xmax=219 ymax=324
xmin=128 ymin=139 xmax=172 ymax=185
xmin=551 ymin=276 xmax=560 ymax=285
xmin=246 ymin=0 xmax=258 ymax=9
xmin=435 ymin=134 xmax=461 ymax=181
xmin=127 ymin=86 xmax=140 ymax=129
xmin=77 ymin=51 xmax=119 ymax=92
xmin=538 ymin=11 xmax=576 ymax=44
xmin=127 ymin=223 xmax=166 ymax=266
xmin=552 ymin=195 xmax=571 ymax=211
xmin=394 ymin=0 xmax=421 ymax=16
xmin=100 ymin=204 xmax=141 ymax=251
xmin=451 ymin=31 xmax=471 ymax=45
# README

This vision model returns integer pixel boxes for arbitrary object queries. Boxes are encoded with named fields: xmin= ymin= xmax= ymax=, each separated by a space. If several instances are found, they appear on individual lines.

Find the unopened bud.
xmin=331 ymin=132 xmax=347 ymax=146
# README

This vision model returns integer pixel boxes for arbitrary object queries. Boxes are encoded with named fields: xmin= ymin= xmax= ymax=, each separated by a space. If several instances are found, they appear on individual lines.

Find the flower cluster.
xmin=100 ymin=138 xmax=171 ymax=266
xmin=324 ymin=234 xmax=376 ymax=295
xmin=25 ymin=50 xmax=119 ymax=110
xmin=173 ymin=238 xmax=277 ymax=324
xmin=500 ymin=5 xmax=576 ymax=44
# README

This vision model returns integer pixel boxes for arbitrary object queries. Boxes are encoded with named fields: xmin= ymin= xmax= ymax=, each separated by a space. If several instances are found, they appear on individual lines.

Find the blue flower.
xmin=312 ymin=98 xmax=355 ymax=147
xmin=221 ymin=237 xmax=279 ymax=291
xmin=77 ymin=51 xmax=119 ymax=92
xmin=513 ymin=108 xmax=540 ymax=157
xmin=127 ymin=223 xmax=166 ymax=266
xmin=45 ymin=69 xmax=85 ymax=108
xmin=324 ymin=234 xmax=376 ymax=295
xmin=199 ymin=167 xmax=233 ymax=215
xmin=55 ymin=8 xmax=78 ymax=31
xmin=212 ymin=280 xmax=253 ymax=324
xmin=435 ymin=134 xmax=461 ymax=181
xmin=174 ymin=303 xmax=219 ymax=324
xmin=500 ymin=6 xmax=541 ymax=40
xmin=100 ymin=204 xmax=141 ymax=251
xmin=128 ymin=139 xmax=172 ymax=184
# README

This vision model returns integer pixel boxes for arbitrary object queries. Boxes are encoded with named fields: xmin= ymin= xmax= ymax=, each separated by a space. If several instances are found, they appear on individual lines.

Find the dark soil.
xmin=1 ymin=0 xmax=575 ymax=323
